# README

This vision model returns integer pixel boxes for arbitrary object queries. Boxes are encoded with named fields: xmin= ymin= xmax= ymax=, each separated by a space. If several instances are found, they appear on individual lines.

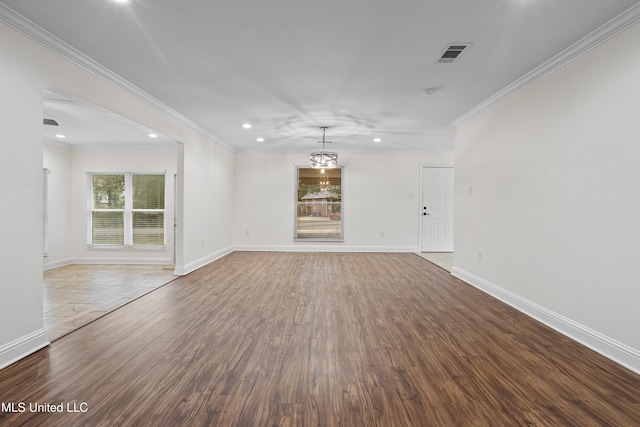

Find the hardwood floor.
xmin=2 ymin=252 xmax=639 ymax=426
xmin=44 ymin=264 xmax=177 ymax=340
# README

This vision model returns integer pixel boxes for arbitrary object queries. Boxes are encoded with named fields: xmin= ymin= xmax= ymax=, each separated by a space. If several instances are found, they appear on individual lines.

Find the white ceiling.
xmin=43 ymin=89 xmax=174 ymax=146
xmin=3 ymin=0 xmax=640 ymax=151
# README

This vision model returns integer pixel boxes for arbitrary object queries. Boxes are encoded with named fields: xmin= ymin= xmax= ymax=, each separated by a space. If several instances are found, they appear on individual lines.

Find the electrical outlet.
xmin=478 ymin=251 xmax=483 ymax=261
xmin=201 ymin=239 xmax=205 ymax=247
xmin=380 ymin=231 xmax=385 ymax=237
xmin=245 ymin=230 xmax=250 ymax=237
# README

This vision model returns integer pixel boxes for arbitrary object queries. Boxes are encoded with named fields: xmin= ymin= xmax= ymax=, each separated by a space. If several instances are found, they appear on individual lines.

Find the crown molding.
xmin=451 ymin=3 xmax=640 ymax=127
xmin=0 ymin=4 xmax=233 ymax=152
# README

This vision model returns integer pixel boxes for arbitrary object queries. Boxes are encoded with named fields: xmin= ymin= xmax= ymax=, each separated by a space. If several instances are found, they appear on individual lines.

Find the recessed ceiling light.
xmin=242 ymin=123 xmax=252 ymax=129
xmin=373 ymin=138 xmax=382 ymax=143
xmin=256 ymin=137 xmax=264 ymax=142
xmin=148 ymin=133 xmax=158 ymax=138
xmin=55 ymin=134 xmax=65 ymax=139
xmin=112 ymin=0 xmax=132 ymax=4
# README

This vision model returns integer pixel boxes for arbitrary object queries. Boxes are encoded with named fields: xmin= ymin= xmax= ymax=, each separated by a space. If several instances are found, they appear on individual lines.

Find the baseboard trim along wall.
xmin=43 ymin=257 xmax=74 ymax=270
xmin=174 ymin=246 xmax=234 ymax=276
xmin=233 ymin=245 xmax=420 ymax=253
xmin=0 ymin=329 xmax=50 ymax=371
xmin=72 ymin=257 xmax=172 ymax=265
xmin=44 ymin=257 xmax=172 ymax=270
xmin=451 ymin=267 xmax=640 ymax=376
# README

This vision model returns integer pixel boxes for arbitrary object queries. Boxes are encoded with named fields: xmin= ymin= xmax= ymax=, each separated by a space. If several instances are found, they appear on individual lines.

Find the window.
xmin=295 ymin=166 xmax=343 ymax=240
xmin=89 ymin=173 xmax=165 ymax=246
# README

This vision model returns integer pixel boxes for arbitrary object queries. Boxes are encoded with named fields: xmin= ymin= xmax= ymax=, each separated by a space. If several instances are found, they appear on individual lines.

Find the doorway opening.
xmin=419 ymin=166 xmax=454 ymax=271
xmin=42 ymin=87 xmax=179 ymax=339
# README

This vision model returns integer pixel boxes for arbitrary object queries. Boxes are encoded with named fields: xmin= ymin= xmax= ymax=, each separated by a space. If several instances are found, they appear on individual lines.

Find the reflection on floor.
xmin=44 ymin=264 xmax=177 ymax=341
xmin=416 ymin=252 xmax=453 ymax=272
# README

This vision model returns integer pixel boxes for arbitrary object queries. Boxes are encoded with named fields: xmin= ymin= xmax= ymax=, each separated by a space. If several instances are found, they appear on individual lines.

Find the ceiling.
xmin=43 ymin=89 xmax=174 ymax=146
xmin=3 ymin=0 xmax=640 ymax=151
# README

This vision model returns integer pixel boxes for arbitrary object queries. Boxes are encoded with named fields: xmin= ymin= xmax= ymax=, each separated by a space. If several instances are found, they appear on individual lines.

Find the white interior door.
xmin=421 ymin=167 xmax=454 ymax=252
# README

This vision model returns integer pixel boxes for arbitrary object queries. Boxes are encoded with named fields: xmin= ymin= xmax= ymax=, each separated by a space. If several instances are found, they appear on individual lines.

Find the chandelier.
xmin=310 ymin=127 xmax=338 ymax=168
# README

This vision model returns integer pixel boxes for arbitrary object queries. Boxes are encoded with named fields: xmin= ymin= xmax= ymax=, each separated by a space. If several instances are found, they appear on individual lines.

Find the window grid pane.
xmin=133 ymin=174 xmax=165 ymax=209
xmin=295 ymin=167 xmax=343 ymax=240
xmin=296 ymin=202 xmax=342 ymax=239
xmin=92 ymin=174 xmax=125 ymax=209
xmin=90 ymin=173 xmax=165 ymax=246
xmin=132 ymin=212 xmax=165 ymax=245
xmin=92 ymin=211 xmax=124 ymax=245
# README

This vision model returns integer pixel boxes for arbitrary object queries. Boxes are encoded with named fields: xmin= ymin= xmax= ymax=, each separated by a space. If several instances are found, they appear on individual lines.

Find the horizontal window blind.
xmin=92 ymin=211 xmax=125 ymax=245
xmin=132 ymin=212 xmax=164 ymax=245
xmin=132 ymin=174 xmax=165 ymax=209
xmin=89 ymin=173 xmax=165 ymax=246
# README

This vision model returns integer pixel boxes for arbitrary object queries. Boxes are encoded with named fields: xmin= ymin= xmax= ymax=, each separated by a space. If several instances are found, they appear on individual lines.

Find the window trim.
xmin=87 ymin=172 xmax=166 ymax=248
xmin=293 ymin=165 xmax=344 ymax=242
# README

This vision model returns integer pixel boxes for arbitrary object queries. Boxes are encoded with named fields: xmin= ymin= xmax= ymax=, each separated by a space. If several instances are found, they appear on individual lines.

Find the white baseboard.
xmin=174 ymin=245 xmax=419 ymax=275
xmin=174 ymin=246 xmax=234 ymax=276
xmin=451 ymin=267 xmax=640 ymax=375
xmin=45 ymin=246 xmax=419 ymax=272
xmin=44 ymin=257 xmax=173 ymax=271
xmin=233 ymin=244 xmax=420 ymax=253
xmin=43 ymin=257 xmax=74 ymax=270
xmin=0 ymin=329 xmax=50 ymax=371
xmin=70 ymin=257 xmax=171 ymax=265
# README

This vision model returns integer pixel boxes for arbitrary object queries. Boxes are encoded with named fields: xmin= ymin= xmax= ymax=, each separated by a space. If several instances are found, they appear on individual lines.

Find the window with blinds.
xmin=89 ymin=173 xmax=165 ymax=246
xmin=132 ymin=174 xmax=165 ymax=245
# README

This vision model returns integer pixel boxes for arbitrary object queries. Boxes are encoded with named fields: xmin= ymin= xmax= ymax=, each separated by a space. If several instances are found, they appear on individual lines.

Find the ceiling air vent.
xmin=437 ymin=43 xmax=471 ymax=64
xmin=43 ymin=118 xmax=59 ymax=126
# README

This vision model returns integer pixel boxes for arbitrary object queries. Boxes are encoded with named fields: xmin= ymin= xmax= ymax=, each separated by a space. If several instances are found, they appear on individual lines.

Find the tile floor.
xmin=44 ymin=264 xmax=177 ymax=340
xmin=416 ymin=252 xmax=453 ymax=272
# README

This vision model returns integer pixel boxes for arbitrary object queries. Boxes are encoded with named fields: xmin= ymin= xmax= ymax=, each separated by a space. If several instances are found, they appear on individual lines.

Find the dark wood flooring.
xmin=1 ymin=252 xmax=639 ymax=426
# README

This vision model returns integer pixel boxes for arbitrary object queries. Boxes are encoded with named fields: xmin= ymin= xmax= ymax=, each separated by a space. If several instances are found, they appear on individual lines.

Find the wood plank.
xmin=1 ymin=252 xmax=639 ymax=426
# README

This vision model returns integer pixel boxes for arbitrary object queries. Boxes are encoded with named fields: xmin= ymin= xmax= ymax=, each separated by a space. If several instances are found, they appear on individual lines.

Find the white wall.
xmin=2 ymin=15 xmax=445 ymax=368
xmin=233 ymin=151 xmax=454 ymax=251
xmin=69 ymin=145 xmax=176 ymax=265
xmin=43 ymin=142 xmax=72 ymax=267
xmin=43 ymin=143 xmax=177 ymax=267
xmin=0 ymin=22 xmax=47 ymax=366
xmin=0 ymin=21 xmax=234 ymax=368
xmin=177 ymin=139 xmax=235 ymax=274
xmin=453 ymin=22 xmax=640 ymax=372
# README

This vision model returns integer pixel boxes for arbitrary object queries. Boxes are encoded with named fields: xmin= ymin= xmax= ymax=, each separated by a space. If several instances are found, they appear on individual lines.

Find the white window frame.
xmin=87 ymin=172 xmax=166 ymax=248
xmin=293 ymin=165 xmax=344 ymax=242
